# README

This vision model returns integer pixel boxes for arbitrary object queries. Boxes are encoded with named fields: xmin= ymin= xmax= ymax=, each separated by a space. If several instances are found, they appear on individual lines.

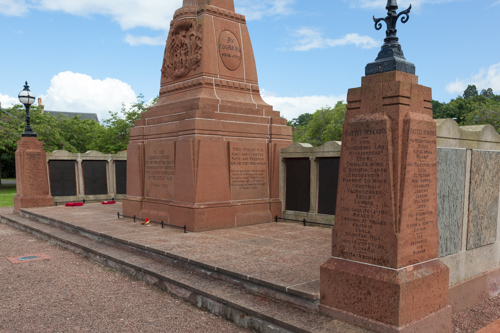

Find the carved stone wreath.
xmin=162 ymin=19 xmax=202 ymax=80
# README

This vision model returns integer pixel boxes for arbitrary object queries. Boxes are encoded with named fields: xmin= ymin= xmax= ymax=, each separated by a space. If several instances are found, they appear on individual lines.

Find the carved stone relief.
xmin=162 ymin=19 xmax=202 ymax=79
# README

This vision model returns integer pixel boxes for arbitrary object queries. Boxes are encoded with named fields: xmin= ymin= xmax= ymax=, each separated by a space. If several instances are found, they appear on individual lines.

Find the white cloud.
xmin=34 ymin=0 xmax=182 ymax=30
xmin=445 ymin=63 xmax=500 ymax=96
xmin=261 ymin=90 xmax=346 ymax=120
xmin=290 ymin=28 xmax=380 ymax=51
xmin=236 ymin=0 xmax=295 ymax=20
xmin=0 ymin=0 xmax=29 ymax=16
xmin=0 ymin=93 xmax=19 ymax=108
xmin=347 ymin=0 xmax=456 ymax=10
xmin=125 ymin=34 xmax=165 ymax=46
xmin=39 ymin=71 xmax=137 ymax=121
xmin=493 ymin=0 xmax=500 ymax=6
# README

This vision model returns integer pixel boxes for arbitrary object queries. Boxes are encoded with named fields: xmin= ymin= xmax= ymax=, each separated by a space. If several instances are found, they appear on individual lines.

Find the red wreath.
xmin=65 ymin=202 xmax=84 ymax=207
xmin=102 ymin=201 xmax=116 ymax=205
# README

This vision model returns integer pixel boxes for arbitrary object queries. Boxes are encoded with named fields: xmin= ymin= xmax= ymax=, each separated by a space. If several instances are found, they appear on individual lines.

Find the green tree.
xmin=433 ymin=85 xmax=500 ymax=131
xmin=90 ymin=94 xmax=156 ymax=153
xmin=463 ymin=84 xmax=478 ymax=100
xmin=293 ymin=101 xmax=346 ymax=146
xmin=0 ymin=106 xmax=24 ymax=185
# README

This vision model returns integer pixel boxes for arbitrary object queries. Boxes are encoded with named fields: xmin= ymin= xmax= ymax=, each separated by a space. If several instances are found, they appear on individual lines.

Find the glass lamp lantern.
xmin=18 ymin=81 xmax=37 ymax=137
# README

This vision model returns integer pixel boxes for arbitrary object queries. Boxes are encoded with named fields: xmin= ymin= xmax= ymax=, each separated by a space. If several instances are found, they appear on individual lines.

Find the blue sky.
xmin=1 ymin=0 xmax=499 ymax=121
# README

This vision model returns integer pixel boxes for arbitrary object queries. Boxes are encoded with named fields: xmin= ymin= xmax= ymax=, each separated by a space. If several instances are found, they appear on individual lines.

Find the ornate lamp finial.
xmin=365 ymin=0 xmax=415 ymax=76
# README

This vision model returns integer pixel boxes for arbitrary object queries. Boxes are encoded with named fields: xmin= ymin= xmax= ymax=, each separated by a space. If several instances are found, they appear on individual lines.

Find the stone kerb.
xmin=436 ymin=118 xmax=500 ymax=150
xmin=46 ymin=150 xmax=127 ymax=202
xmin=280 ymin=141 xmax=341 ymax=225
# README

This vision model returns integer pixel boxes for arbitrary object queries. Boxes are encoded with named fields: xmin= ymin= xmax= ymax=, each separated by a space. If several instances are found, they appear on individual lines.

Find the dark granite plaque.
xmin=115 ymin=161 xmax=127 ymax=195
xmin=83 ymin=161 xmax=108 ymax=195
xmin=318 ymin=157 xmax=340 ymax=215
xmin=49 ymin=160 xmax=77 ymax=196
xmin=285 ymin=158 xmax=310 ymax=212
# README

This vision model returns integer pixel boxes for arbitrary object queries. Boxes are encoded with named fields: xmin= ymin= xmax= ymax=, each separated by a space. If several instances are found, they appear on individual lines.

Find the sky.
xmin=0 ymin=0 xmax=499 ymax=122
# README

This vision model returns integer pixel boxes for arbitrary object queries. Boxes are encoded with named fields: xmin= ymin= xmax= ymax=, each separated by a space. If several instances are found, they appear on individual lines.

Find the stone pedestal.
xmin=123 ymin=0 xmax=292 ymax=231
xmin=320 ymin=71 xmax=451 ymax=332
xmin=14 ymin=137 xmax=54 ymax=211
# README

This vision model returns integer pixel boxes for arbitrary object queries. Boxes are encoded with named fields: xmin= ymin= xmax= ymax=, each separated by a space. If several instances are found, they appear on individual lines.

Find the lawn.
xmin=0 ymin=185 xmax=16 ymax=207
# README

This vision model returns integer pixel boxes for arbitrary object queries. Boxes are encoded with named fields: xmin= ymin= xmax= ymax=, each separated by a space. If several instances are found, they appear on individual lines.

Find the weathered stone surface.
xmin=123 ymin=0 xmax=292 ymax=231
xmin=14 ymin=137 xmax=54 ymax=211
xmin=437 ymin=148 xmax=466 ymax=257
xmin=320 ymin=71 xmax=450 ymax=331
xmin=467 ymin=150 xmax=500 ymax=250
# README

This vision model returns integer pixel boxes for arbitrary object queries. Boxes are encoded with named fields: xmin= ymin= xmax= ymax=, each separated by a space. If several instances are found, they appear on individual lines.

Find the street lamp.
xmin=18 ymin=81 xmax=37 ymax=137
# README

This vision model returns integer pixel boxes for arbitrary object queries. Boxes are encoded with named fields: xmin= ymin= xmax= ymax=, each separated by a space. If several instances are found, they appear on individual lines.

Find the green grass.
xmin=0 ymin=185 xmax=16 ymax=207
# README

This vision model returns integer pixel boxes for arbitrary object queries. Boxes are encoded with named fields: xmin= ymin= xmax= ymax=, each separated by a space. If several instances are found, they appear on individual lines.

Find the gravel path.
xmin=3 ymin=217 xmax=500 ymax=333
xmin=0 ymin=223 xmax=252 ymax=333
xmin=452 ymin=296 xmax=500 ymax=333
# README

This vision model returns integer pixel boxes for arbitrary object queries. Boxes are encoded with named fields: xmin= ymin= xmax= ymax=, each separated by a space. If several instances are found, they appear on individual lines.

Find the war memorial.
xmin=3 ymin=0 xmax=500 ymax=332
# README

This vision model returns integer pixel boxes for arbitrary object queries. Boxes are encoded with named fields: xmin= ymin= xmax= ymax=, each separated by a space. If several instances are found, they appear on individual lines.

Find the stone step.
xmin=17 ymin=208 xmax=319 ymax=312
xmin=1 ymin=212 xmax=371 ymax=333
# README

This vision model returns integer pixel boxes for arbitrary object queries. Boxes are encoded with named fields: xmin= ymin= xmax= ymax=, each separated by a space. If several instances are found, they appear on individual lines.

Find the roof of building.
xmin=44 ymin=111 xmax=99 ymax=122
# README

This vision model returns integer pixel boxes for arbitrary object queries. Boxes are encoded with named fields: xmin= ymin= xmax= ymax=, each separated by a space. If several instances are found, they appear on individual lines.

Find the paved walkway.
xmin=19 ymin=203 xmax=332 ymax=301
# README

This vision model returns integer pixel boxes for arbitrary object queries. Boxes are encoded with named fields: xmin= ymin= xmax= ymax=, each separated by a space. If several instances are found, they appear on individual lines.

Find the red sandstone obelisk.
xmin=14 ymin=82 xmax=53 ymax=211
xmin=320 ymin=2 xmax=451 ymax=332
xmin=123 ymin=0 xmax=292 ymax=231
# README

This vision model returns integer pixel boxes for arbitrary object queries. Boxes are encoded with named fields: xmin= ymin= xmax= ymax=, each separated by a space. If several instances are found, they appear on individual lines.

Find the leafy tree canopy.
xmin=0 ymin=94 xmax=155 ymax=180
xmin=286 ymin=85 xmax=500 ymax=147
xmin=289 ymin=101 xmax=346 ymax=146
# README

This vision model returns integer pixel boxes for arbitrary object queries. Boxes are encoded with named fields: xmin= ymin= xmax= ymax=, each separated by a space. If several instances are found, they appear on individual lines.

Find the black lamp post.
xmin=18 ymin=81 xmax=37 ymax=137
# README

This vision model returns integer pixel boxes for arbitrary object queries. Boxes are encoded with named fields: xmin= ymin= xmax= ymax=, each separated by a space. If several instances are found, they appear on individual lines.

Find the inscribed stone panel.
xmin=23 ymin=150 xmax=49 ymax=195
xmin=115 ymin=161 xmax=127 ymax=195
xmin=437 ymin=148 xmax=466 ymax=257
xmin=285 ymin=158 xmax=310 ymax=213
xmin=144 ymin=141 xmax=175 ymax=200
xmin=49 ymin=160 xmax=77 ymax=196
xmin=318 ymin=157 xmax=340 ymax=215
xmin=229 ymin=142 xmax=268 ymax=200
xmin=467 ymin=150 xmax=500 ymax=249
xmin=83 ymin=161 xmax=108 ymax=195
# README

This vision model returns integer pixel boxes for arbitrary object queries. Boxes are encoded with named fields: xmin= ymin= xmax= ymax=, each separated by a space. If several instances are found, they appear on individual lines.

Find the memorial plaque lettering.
xmin=219 ymin=30 xmax=241 ymax=71
xmin=333 ymin=117 xmax=395 ymax=267
xmin=285 ymin=158 xmax=310 ymax=213
xmin=318 ymin=157 xmax=340 ymax=215
xmin=115 ymin=161 xmax=127 ymax=195
xmin=229 ymin=142 xmax=268 ymax=200
xmin=49 ymin=160 xmax=77 ymax=196
xmin=24 ymin=151 xmax=48 ymax=195
xmin=144 ymin=142 xmax=175 ymax=199
xmin=83 ymin=161 xmax=108 ymax=195
xmin=399 ymin=120 xmax=439 ymax=265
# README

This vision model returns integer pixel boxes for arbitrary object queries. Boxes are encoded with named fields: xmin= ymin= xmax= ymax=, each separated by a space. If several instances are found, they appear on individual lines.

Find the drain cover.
xmin=6 ymin=253 xmax=52 ymax=264
xmin=18 ymin=256 xmax=41 ymax=261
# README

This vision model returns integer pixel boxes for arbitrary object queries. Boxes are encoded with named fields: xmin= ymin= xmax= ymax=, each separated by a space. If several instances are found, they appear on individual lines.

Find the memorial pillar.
xmin=14 ymin=137 xmax=54 ymax=211
xmin=122 ymin=0 xmax=292 ymax=231
xmin=320 ymin=2 xmax=451 ymax=332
